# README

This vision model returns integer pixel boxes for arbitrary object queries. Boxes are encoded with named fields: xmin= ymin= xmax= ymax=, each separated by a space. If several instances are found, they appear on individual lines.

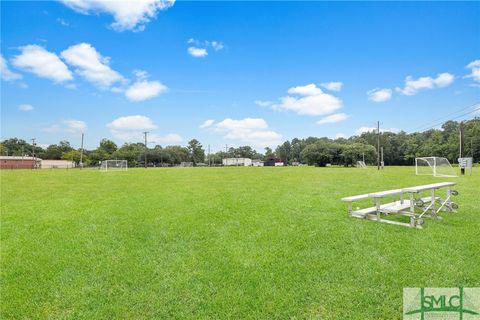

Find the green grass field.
xmin=1 ymin=167 xmax=479 ymax=319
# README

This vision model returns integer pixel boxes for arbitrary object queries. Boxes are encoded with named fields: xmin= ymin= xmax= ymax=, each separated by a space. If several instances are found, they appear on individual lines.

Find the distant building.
xmin=264 ymin=157 xmax=284 ymax=166
xmin=40 ymin=160 xmax=75 ymax=169
xmin=252 ymin=159 xmax=264 ymax=167
xmin=222 ymin=158 xmax=252 ymax=166
xmin=0 ymin=156 xmax=41 ymax=169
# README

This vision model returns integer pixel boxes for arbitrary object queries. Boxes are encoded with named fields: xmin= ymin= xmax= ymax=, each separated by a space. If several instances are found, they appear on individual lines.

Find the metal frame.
xmin=415 ymin=157 xmax=457 ymax=177
xmin=341 ymin=182 xmax=458 ymax=229
xmin=100 ymin=160 xmax=128 ymax=171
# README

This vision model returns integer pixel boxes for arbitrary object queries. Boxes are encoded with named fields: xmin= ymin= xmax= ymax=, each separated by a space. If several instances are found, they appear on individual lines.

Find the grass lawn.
xmin=1 ymin=166 xmax=479 ymax=319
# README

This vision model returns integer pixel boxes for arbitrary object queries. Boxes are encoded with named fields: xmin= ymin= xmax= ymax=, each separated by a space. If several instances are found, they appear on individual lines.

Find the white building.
xmin=40 ymin=159 xmax=75 ymax=169
xmin=222 ymin=158 xmax=252 ymax=166
xmin=252 ymin=159 xmax=264 ymax=167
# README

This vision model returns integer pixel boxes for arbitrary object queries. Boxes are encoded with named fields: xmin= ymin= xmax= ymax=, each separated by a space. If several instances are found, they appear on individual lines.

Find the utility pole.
xmin=80 ymin=132 xmax=84 ymax=169
xmin=208 ymin=144 xmax=211 ymax=166
xmin=143 ymin=131 xmax=148 ymax=168
xmin=381 ymin=147 xmax=384 ymax=170
xmin=459 ymin=121 xmax=465 ymax=175
xmin=31 ymin=138 xmax=36 ymax=169
xmin=377 ymin=121 xmax=380 ymax=170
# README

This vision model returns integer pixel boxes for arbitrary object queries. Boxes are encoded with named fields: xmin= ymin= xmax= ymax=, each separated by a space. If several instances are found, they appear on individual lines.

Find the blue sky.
xmin=1 ymin=1 xmax=479 ymax=151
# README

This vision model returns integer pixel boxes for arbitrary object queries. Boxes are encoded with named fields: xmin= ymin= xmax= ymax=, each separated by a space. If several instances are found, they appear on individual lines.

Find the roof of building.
xmin=0 ymin=156 xmax=41 ymax=160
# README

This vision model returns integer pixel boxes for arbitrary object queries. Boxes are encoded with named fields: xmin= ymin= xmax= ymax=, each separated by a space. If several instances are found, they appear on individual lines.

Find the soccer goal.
xmin=100 ymin=160 xmax=128 ymax=171
xmin=356 ymin=161 xmax=367 ymax=168
xmin=415 ymin=157 xmax=457 ymax=177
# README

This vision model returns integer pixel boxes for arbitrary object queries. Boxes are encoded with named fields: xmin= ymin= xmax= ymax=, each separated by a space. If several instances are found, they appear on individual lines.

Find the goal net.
xmin=100 ymin=160 xmax=128 ymax=171
xmin=356 ymin=161 xmax=367 ymax=168
xmin=415 ymin=157 xmax=456 ymax=177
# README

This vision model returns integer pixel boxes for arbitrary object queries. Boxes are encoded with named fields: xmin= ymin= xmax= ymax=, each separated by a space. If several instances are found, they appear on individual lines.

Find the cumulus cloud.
xmin=335 ymin=133 xmax=347 ymax=139
xmin=125 ymin=80 xmax=167 ymax=102
xmin=61 ymin=43 xmax=124 ymax=89
xmin=254 ymin=100 xmax=273 ymax=107
xmin=107 ymin=115 xmax=157 ymax=140
xmin=211 ymin=41 xmax=224 ymax=51
xmin=355 ymin=126 xmax=399 ymax=135
xmin=18 ymin=104 xmax=34 ymax=111
xmin=320 ymin=81 xmax=343 ymax=92
xmin=150 ymin=133 xmax=183 ymax=144
xmin=108 ymin=115 xmax=157 ymax=131
xmin=61 ymin=0 xmax=175 ymax=32
xmin=199 ymin=119 xmax=214 ymax=129
xmin=465 ymin=60 xmax=480 ymax=83
xmin=271 ymin=83 xmax=342 ymax=116
xmin=187 ymin=47 xmax=208 ymax=58
xmin=316 ymin=113 xmax=349 ymax=125
xmin=396 ymin=72 xmax=454 ymax=96
xmin=201 ymin=118 xmax=282 ymax=147
xmin=64 ymin=119 xmax=87 ymax=133
xmin=12 ymin=45 xmax=73 ymax=83
xmin=1 ymin=54 xmax=23 ymax=81
xmin=107 ymin=115 xmax=180 ymax=143
xmin=367 ymin=88 xmax=393 ymax=102
xmin=43 ymin=119 xmax=86 ymax=133
xmin=186 ymin=39 xmax=224 ymax=57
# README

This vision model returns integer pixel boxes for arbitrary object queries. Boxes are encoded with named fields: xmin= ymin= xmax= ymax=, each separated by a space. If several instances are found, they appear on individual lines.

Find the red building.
xmin=0 ymin=156 xmax=41 ymax=169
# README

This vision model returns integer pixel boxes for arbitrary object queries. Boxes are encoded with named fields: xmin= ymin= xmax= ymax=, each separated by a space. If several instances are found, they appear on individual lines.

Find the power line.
xmin=407 ymin=102 xmax=480 ymax=133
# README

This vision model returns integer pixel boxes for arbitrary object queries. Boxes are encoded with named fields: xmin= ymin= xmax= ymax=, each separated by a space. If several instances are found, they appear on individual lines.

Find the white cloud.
xmin=187 ymin=47 xmax=208 ymax=58
xmin=199 ymin=119 xmax=214 ymax=129
xmin=320 ymin=81 xmax=343 ymax=92
xmin=186 ymin=39 xmax=224 ymax=57
xmin=61 ymin=43 xmax=124 ymax=89
xmin=211 ymin=41 xmax=224 ymax=51
xmin=108 ymin=115 xmax=157 ymax=131
xmin=125 ymin=80 xmax=167 ymax=102
xmin=465 ymin=60 xmax=480 ymax=83
xmin=57 ymin=18 xmax=70 ymax=26
xmin=61 ymin=0 xmax=175 ymax=32
xmin=18 ymin=104 xmax=34 ymax=111
xmin=254 ymin=100 xmax=273 ymax=107
xmin=12 ymin=45 xmax=73 ymax=83
xmin=287 ymin=83 xmax=322 ymax=96
xmin=1 ymin=54 xmax=23 ymax=81
xmin=150 ymin=133 xmax=183 ymax=144
xmin=133 ymin=69 xmax=148 ymax=80
xmin=367 ymin=88 xmax=393 ymax=102
xmin=201 ymin=118 xmax=282 ymax=147
xmin=271 ymin=83 xmax=342 ymax=116
xmin=317 ymin=113 xmax=349 ymax=125
xmin=106 ymin=115 xmax=180 ymax=144
xmin=396 ymin=72 xmax=454 ymax=96
xmin=43 ymin=119 xmax=86 ymax=133
xmin=63 ymin=119 xmax=86 ymax=133
xmin=335 ymin=133 xmax=347 ymax=139
xmin=107 ymin=115 xmax=157 ymax=141
xmin=355 ymin=126 xmax=399 ymax=135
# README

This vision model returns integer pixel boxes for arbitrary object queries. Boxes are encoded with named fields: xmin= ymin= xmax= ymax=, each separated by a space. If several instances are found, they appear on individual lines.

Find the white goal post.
xmin=356 ymin=161 xmax=367 ymax=168
xmin=100 ymin=160 xmax=128 ymax=171
xmin=415 ymin=157 xmax=457 ymax=177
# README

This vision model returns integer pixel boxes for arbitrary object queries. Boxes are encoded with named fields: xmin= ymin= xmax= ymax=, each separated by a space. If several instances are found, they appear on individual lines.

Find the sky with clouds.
xmin=1 ymin=1 xmax=479 ymax=151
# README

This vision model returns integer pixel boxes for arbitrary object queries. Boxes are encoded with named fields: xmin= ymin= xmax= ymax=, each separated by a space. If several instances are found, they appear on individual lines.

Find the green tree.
xmin=99 ymin=139 xmax=118 ymax=155
xmin=187 ymin=139 xmax=205 ymax=164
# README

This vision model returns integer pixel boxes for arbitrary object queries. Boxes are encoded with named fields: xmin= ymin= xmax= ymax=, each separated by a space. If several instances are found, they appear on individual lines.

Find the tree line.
xmin=1 ymin=119 xmax=478 ymax=167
